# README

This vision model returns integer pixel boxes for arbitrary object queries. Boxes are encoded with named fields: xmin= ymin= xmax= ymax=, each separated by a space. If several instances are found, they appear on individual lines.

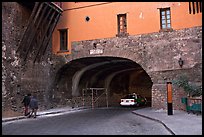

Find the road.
xmin=2 ymin=107 xmax=171 ymax=135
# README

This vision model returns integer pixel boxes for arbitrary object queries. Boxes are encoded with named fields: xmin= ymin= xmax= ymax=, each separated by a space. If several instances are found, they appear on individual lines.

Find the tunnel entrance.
xmin=53 ymin=56 xmax=153 ymax=108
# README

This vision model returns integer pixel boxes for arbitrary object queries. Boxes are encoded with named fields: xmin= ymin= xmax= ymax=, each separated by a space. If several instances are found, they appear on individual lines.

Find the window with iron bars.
xmin=189 ymin=2 xmax=202 ymax=14
xmin=117 ymin=14 xmax=128 ymax=37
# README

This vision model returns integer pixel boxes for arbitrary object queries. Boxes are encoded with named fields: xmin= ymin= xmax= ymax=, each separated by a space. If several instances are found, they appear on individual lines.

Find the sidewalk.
xmin=2 ymin=106 xmax=87 ymax=123
xmin=132 ymin=107 xmax=202 ymax=135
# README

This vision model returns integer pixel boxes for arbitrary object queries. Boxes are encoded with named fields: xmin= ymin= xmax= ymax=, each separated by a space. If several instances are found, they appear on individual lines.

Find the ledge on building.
xmin=116 ymin=32 xmax=129 ymax=37
xmin=159 ymin=28 xmax=174 ymax=32
xmin=57 ymin=50 xmax=69 ymax=53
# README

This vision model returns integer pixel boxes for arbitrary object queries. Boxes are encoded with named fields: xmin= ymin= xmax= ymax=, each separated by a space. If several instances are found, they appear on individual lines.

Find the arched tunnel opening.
xmin=53 ymin=57 xmax=153 ymax=108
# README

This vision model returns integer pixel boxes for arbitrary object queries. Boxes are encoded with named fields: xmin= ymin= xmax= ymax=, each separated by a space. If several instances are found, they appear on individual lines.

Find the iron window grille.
xmin=116 ymin=14 xmax=128 ymax=37
xmin=189 ymin=2 xmax=202 ymax=14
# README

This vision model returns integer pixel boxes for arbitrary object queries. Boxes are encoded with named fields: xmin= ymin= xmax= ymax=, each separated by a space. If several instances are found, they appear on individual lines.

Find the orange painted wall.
xmin=52 ymin=2 xmax=202 ymax=54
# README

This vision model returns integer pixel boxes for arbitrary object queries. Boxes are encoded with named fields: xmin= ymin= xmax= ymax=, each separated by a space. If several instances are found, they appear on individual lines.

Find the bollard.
xmin=167 ymin=82 xmax=173 ymax=115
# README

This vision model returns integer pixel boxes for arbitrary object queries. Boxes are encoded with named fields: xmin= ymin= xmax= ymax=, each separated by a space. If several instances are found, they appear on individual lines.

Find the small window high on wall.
xmin=189 ymin=2 xmax=202 ymax=14
xmin=160 ymin=8 xmax=172 ymax=30
xmin=117 ymin=14 xmax=128 ymax=37
xmin=59 ymin=29 xmax=68 ymax=51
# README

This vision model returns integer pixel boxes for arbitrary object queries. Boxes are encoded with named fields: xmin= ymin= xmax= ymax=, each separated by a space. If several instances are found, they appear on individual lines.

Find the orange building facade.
xmin=52 ymin=2 xmax=202 ymax=54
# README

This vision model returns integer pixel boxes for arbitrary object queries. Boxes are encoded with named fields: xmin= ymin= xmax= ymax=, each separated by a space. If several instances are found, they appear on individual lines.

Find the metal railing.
xmin=82 ymin=88 xmax=108 ymax=109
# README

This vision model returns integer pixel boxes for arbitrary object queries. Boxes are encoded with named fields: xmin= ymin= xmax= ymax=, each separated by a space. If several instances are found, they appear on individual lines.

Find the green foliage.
xmin=172 ymin=75 xmax=202 ymax=97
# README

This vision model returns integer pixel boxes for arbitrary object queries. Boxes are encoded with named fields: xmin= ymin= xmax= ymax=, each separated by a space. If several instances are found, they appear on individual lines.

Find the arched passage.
xmin=53 ymin=56 xmax=153 ymax=107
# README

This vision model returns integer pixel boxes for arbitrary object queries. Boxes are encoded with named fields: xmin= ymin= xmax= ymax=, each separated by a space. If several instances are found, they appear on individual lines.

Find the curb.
xmin=2 ymin=116 xmax=26 ymax=123
xmin=132 ymin=111 xmax=175 ymax=135
xmin=2 ymin=107 xmax=88 ymax=123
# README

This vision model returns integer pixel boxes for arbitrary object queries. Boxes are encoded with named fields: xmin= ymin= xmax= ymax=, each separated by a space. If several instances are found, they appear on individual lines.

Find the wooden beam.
xmin=42 ymin=13 xmax=61 ymax=55
xmin=37 ymin=13 xmax=61 ymax=62
xmin=17 ymin=2 xmax=40 ymax=53
xmin=20 ymin=2 xmax=44 ymax=59
xmin=49 ymin=2 xmax=63 ymax=13
xmin=33 ymin=8 xmax=56 ymax=63
xmin=23 ymin=2 xmax=47 ymax=61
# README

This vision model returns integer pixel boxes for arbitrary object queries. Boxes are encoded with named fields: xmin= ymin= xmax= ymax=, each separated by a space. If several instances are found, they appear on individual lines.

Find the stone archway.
xmin=53 ymin=56 xmax=153 ymax=108
xmin=52 ymin=26 xmax=201 ymax=110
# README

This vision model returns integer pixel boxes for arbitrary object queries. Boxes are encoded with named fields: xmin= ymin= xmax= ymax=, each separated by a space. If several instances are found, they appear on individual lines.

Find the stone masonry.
xmin=69 ymin=26 xmax=202 ymax=110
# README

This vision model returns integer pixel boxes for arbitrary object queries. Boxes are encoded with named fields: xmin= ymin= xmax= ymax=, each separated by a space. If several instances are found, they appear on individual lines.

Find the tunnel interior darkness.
xmin=54 ymin=56 xmax=153 ymax=106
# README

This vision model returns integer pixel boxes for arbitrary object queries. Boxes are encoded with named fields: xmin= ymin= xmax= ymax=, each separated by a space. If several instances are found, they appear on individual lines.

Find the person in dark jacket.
xmin=28 ymin=95 xmax=38 ymax=118
xmin=22 ymin=93 xmax=31 ymax=116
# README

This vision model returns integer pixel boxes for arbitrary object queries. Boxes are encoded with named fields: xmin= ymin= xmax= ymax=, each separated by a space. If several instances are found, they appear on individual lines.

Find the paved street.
xmin=2 ymin=107 xmax=171 ymax=135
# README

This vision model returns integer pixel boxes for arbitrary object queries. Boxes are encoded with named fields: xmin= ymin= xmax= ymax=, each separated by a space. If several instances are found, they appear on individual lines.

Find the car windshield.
xmin=122 ymin=95 xmax=136 ymax=99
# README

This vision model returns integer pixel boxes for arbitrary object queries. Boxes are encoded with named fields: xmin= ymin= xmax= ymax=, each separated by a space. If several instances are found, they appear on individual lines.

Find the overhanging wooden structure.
xmin=17 ymin=2 xmax=63 ymax=63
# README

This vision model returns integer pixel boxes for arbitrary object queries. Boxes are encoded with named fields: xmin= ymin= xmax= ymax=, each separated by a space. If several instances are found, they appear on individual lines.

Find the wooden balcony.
xmin=17 ymin=2 xmax=63 ymax=63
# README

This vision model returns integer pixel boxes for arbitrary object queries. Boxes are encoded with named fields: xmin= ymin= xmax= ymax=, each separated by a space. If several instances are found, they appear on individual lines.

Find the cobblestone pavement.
xmin=2 ymin=107 xmax=171 ymax=135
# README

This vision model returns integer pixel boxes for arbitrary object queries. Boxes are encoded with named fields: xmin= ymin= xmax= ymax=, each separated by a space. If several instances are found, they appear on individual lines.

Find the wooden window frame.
xmin=159 ymin=8 xmax=173 ymax=32
xmin=59 ymin=29 xmax=68 ymax=52
xmin=116 ymin=13 xmax=129 ymax=37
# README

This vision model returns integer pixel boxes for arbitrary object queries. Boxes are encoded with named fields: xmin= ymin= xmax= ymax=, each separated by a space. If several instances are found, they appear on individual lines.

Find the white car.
xmin=120 ymin=93 xmax=147 ymax=106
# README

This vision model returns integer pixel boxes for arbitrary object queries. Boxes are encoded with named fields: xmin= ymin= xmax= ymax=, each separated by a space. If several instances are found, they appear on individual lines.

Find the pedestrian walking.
xmin=28 ymin=95 xmax=38 ymax=118
xmin=22 ymin=93 xmax=31 ymax=116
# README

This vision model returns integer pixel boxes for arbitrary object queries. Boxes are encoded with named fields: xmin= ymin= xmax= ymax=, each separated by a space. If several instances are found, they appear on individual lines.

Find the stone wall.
xmin=2 ymin=2 xmax=31 ymax=117
xmin=69 ymin=26 xmax=202 ymax=110
xmin=152 ymin=84 xmax=187 ymax=110
xmin=150 ymin=63 xmax=202 ymax=110
xmin=2 ymin=2 xmax=65 ymax=117
xmin=70 ymin=27 xmax=202 ymax=73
